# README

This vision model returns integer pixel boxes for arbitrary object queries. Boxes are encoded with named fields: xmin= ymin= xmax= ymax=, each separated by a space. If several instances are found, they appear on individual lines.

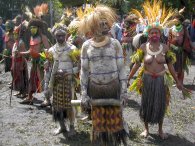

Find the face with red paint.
xmin=148 ymin=28 xmax=161 ymax=42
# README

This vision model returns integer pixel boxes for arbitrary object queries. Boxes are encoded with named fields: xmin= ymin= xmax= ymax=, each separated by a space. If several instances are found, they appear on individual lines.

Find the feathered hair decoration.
xmin=24 ymin=6 xmax=33 ymax=20
xmin=24 ymin=3 xmax=49 ymax=32
xmin=76 ymin=7 xmax=84 ymax=20
xmin=50 ymin=23 xmax=67 ymax=36
xmin=33 ymin=3 xmax=48 ymax=18
xmin=64 ymin=8 xmax=73 ymax=18
xmin=24 ymin=3 xmax=48 ymax=20
xmin=67 ymin=19 xmax=80 ymax=34
xmin=78 ymin=5 xmax=116 ymax=36
xmin=66 ymin=6 xmax=94 ymax=36
xmin=76 ymin=6 xmax=94 ymax=20
xmin=59 ymin=8 xmax=73 ymax=26
xmin=131 ymin=0 xmax=181 ymax=35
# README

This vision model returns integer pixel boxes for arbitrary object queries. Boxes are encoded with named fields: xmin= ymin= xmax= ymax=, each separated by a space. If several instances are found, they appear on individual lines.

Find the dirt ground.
xmin=0 ymin=62 xmax=195 ymax=146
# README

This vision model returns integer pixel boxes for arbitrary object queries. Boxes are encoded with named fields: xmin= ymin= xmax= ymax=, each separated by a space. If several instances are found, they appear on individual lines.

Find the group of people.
xmin=0 ymin=1 xmax=194 ymax=145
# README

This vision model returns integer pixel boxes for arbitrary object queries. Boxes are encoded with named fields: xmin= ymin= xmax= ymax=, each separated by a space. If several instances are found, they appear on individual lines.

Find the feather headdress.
xmin=76 ymin=6 xmax=94 ymax=20
xmin=33 ymin=3 xmax=49 ymax=18
xmin=59 ymin=8 xmax=74 ymax=26
xmin=24 ymin=3 xmax=49 ymax=33
xmin=24 ymin=3 xmax=48 ymax=20
xmin=131 ymin=0 xmax=182 ymax=35
xmin=67 ymin=6 xmax=94 ymax=35
xmin=64 ymin=8 xmax=73 ymax=18
xmin=51 ymin=23 xmax=67 ymax=36
xmin=24 ymin=6 xmax=33 ymax=20
xmin=78 ymin=5 xmax=116 ymax=36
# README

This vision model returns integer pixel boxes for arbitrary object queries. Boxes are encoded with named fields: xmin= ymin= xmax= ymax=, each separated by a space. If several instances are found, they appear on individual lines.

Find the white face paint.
xmin=95 ymin=19 xmax=110 ymax=37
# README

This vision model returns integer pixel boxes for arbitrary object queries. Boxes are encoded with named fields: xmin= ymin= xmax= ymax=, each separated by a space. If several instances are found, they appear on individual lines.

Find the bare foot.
xmin=140 ymin=130 xmax=149 ymax=138
xmin=159 ymin=131 xmax=168 ymax=140
xmin=20 ymin=94 xmax=28 ymax=99
xmin=13 ymin=92 xmax=21 ymax=96
xmin=20 ymin=98 xmax=33 ymax=105
xmin=40 ymin=100 xmax=51 ymax=107
xmin=53 ymin=127 xmax=66 ymax=135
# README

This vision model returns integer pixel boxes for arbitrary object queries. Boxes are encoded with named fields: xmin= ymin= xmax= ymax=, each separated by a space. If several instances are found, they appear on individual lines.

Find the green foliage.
xmin=130 ymin=49 xmax=144 ymax=64
xmin=129 ymin=67 xmax=144 ymax=95
xmin=166 ymin=49 xmax=177 ymax=64
xmin=69 ymin=49 xmax=81 ymax=63
xmin=164 ymin=71 xmax=174 ymax=87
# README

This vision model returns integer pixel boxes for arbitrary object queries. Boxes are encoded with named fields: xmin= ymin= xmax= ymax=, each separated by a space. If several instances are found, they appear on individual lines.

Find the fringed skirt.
xmin=172 ymin=47 xmax=187 ymax=73
xmin=140 ymin=73 xmax=166 ymax=124
xmin=28 ymin=58 xmax=44 ymax=93
xmin=52 ymin=72 xmax=73 ymax=122
xmin=12 ymin=57 xmax=29 ymax=94
xmin=3 ymin=49 xmax=12 ymax=72
xmin=88 ymin=79 xmax=127 ymax=146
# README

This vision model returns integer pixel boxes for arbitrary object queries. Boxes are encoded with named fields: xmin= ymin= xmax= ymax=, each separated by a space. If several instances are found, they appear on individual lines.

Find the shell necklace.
xmin=91 ymin=36 xmax=110 ymax=47
xmin=146 ymin=43 xmax=163 ymax=58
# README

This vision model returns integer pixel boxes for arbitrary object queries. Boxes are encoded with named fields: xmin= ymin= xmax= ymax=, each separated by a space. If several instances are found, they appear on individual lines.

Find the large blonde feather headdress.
xmin=78 ymin=5 xmax=116 ymax=36
xmin=67 ymin=6 xmax=94 ymax=34
xmin=131 ymin=0 xmax=182 ymax=35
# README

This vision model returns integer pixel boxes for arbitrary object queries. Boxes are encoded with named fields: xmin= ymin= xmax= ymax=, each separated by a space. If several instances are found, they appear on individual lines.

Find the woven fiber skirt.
xmin=88 ymin=79 xmax=127 ymax=146
xmin=53 ymin=72 xmax=73 ymax=122
xmin=140 ymin=73 xmax=166 ymax=124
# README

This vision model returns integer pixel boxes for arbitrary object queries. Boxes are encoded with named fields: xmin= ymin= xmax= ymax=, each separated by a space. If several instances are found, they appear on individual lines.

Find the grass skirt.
xmin=140 ymin=73 xmax=166 ymax=124
xmin=28 ymin=58 xmax=44 ymax=93
xmin=12 ymin=57 xmax=29 ymax=94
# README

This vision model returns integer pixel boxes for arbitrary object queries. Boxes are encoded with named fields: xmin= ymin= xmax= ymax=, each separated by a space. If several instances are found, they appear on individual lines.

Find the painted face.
xmin=148 ymin=28 xmax=161 ymax=42
xmin=95 ymin=19 xmax=110 ymax=36
xmin=30 ymin=26 xmax=38 ymax=36
xmin=55 ymin=33 xmax=65 ymax=44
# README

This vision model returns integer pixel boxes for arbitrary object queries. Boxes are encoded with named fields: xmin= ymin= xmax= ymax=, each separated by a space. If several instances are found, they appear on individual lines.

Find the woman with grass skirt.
xmin=127 ymin=0 xmax=183 ymax=140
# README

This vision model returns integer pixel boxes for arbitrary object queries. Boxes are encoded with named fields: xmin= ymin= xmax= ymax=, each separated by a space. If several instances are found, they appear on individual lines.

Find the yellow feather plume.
xmin=76 ymin=6 xmax=94 ymax=20
xmin=131 ymin=0 xmax=180 ymax=30
xmin=64 ymin=8 xmax=72 ymax=17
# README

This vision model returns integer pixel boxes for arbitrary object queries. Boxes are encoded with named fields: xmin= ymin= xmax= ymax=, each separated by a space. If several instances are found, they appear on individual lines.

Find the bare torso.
xmin=141 ymin=42 xmax=168 ymax=73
